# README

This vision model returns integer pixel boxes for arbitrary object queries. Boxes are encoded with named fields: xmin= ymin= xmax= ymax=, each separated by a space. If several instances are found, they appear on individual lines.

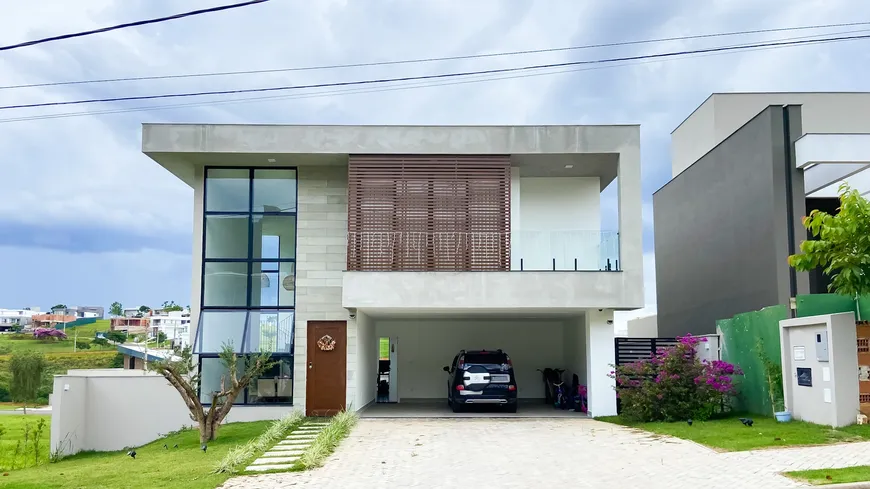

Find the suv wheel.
xmin=452 ymin=401 xmax=463 ymax=413
xmin=504 ymin=404 xmax=517 ymax=413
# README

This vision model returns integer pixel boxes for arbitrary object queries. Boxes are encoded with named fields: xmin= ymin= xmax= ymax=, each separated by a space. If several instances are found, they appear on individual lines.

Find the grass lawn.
xmin=0 ymin=403 xmax=46 ymax=411
xmin=0 ymin=320 xmax=114 ymax=354
xmin=786 ymin=465 xmax=870 ymax=485
xmin=3 ymin=421 xmax=271 ymax=489
xmin=600 ymin=414 xmax=870 ymax=452
xmin=0 ymin=415 xmax=52 ymax=471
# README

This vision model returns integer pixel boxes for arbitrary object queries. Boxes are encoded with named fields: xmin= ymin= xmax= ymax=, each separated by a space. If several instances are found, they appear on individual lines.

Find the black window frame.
xmin=199 ymin=166 xmax=298 ymax=407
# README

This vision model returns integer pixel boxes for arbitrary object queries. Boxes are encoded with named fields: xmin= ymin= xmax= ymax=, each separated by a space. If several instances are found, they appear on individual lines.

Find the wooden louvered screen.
xmin=347 ymin=155 xmax=511 ymax=271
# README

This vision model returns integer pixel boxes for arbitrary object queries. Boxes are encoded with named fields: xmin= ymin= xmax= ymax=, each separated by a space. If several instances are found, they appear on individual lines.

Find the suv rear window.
xmin=463 ymin=352 xmax=508 ymax=365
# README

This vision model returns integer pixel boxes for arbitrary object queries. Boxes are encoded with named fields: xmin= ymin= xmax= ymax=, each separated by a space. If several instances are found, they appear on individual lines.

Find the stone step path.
xmin=245 ymin=422 xmax=327 ymax=473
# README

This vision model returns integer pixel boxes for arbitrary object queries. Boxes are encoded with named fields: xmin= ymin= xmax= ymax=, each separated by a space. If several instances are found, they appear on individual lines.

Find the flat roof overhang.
xmin=142 ymin=124 xmax=639 ymax=188
xmin=796 ymin=133 xmax=870 ymax=197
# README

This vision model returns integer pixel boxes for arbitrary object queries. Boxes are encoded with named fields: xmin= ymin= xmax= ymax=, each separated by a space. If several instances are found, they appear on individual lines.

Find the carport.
xmin=350 ymin=309 xmax=616 ymax=418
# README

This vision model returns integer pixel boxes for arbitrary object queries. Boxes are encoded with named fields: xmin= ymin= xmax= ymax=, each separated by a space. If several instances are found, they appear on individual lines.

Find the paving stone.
xmin=244 ymin=464 xmax=296 ymax=472
xmin=251 ymin=456 xmax=299 ymax=465
xmin=223 ymin=419 xmax=866 ymax=488
xmin=277 ymin=440 xmax=312 ymax=446
xmin=262 ymin=452 xmax=304 ymax=459
xmin=266 ymin=446 xmax=307 ymax=453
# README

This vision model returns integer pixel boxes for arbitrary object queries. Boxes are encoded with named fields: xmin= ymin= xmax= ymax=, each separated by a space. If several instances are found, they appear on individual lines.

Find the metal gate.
xmin=614 ymin=337 xmax=679 ymax=366
xmin=614 ymin=337 xmax=679 ymax=414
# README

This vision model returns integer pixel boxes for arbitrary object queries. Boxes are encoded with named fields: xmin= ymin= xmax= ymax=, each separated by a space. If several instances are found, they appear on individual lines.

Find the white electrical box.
xmin=816 ymin=331 xmax=830 ymax=362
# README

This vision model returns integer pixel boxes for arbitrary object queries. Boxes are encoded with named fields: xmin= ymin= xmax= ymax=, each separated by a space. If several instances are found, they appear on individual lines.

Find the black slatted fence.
xmin=614 ymin=337 xmax=679 ymax=414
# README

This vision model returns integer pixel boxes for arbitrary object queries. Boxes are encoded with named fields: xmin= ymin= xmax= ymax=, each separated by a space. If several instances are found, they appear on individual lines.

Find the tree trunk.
xmin=199 ymin=418 xmax=219 ymax=443
xmin=22 ymin=402 xmax=27 ymax=415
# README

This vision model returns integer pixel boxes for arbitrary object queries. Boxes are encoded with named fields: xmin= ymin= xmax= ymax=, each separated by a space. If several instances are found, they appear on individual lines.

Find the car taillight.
xmin=456 ymin=384 xmax=465 ymax=391
xmin=508 ymin=385 xmax=516 ymax=391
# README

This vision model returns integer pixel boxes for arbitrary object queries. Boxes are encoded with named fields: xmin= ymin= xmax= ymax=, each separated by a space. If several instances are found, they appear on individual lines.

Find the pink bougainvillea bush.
xmin=33 ymin=328 xmax=67 ymax=340
xmin=610 ymin=334 xmax=742 ymax=422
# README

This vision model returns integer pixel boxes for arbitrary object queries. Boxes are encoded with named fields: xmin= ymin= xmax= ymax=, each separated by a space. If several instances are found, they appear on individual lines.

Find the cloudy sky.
xmin=1 ymin=0 xmax=869 ymax=313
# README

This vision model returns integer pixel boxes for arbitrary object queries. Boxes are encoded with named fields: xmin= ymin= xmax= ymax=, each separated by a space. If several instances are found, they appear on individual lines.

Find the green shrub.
xmin=611 ymin=335 xmax=743 ymax=422
xmin=0 ymin=352 xmax=118 ymax=400
xmin=110 ymin=353 xmax=124 ymax=368
xmin=75 ymin=341 xmax=91 ymax=350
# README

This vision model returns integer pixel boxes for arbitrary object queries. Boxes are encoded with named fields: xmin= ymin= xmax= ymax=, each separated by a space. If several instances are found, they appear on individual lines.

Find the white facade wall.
xmin=626 ymin=314 xmax=658 ymax=338
xmin=351 ymin=311 xmax=377 ymax=410
xmin=513 ymin=176 xmax=601 ymax=271
xmin=585 ymin=309 xmax=616 ymax=417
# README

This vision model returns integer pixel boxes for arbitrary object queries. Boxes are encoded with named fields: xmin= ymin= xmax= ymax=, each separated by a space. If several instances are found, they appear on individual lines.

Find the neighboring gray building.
xmin=655 ymin=93 xmax=870 ymax=338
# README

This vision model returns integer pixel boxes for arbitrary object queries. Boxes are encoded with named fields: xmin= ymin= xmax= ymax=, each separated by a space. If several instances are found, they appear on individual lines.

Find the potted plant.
xmin=757 ymin=337 xmax=791 ymax=422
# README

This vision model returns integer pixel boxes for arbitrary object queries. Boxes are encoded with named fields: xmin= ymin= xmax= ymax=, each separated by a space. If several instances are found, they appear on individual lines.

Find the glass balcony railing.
xmin=511 ymin=230 xmax=620 ymax=271
xmin=346 ymin=230 xmax=620 ymax=272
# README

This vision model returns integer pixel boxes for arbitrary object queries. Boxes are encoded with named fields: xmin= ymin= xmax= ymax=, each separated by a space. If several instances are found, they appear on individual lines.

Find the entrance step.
xmin=266 ymin=446 xmax=307 ymax=453
xmin=246 ymin=463 xmax=297 ymax=472
xmin=262 ymin=450 xmax=305 ymax=458
xmin=250 ymin=456 xmax=299 ymax=465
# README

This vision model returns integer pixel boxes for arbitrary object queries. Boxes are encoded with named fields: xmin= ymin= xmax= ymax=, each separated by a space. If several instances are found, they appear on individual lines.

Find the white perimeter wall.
xmin=50 ymin=371 xmax=298 ymax=456
xmin=511 ymin=175 xmax=601 ymax=270
xmin=373 ymin=318 xmax=586 ymax=399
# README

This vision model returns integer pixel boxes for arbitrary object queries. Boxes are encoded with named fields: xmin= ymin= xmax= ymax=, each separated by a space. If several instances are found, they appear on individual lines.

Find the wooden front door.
xmin=306 ymin=321 xmax=347 ymax=416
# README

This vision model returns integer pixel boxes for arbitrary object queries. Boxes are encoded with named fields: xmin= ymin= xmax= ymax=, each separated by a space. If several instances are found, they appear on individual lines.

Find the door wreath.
xmin=317 ymin=334 xmax=336 ymax=351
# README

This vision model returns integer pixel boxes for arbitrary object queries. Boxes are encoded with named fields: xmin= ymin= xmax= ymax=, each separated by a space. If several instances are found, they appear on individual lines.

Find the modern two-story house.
xmin=142 ymin=124 xmax=644 ymax=418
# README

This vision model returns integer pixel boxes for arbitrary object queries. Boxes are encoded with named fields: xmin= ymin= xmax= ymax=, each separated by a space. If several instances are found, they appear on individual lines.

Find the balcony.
xmin=346 ymin=230 xmax=619 ymax=272
xmin=342 ymin=230 xmax=639 ymax=312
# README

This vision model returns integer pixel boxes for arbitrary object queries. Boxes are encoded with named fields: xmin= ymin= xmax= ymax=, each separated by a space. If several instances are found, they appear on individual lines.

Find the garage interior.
xmin=354 ymin=311 xmax=600 ymax=418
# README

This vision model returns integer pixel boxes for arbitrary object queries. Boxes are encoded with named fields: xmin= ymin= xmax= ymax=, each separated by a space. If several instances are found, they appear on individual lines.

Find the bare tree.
xmin=150 ymin=344 xmax=274 ymax=443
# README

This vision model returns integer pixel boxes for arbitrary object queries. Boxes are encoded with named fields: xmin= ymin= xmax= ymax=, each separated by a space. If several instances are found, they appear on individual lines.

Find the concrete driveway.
xmin=221 ymin=418 xmax=870 ymax=489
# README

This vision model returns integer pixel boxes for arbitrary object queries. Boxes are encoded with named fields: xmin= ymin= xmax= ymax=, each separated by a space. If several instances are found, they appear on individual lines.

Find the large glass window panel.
xmin=199 ymin=357 xmax=246 ymax=404
xmin=246 ymin=310 xmax=294 ymax=353
xmin=195 ymin=310 xmax=248 ymax=353
xmin=253 ymin=169 xmax=297 ymax=213
xmin=249 ymin=262 xmax=295 ymax=307
xmin=252 ymin=215 xmax=296 ymax=259
xmin=247 ymin=356 xmax=293 ymax=404
xmin=206 ymin=169 xmax=250 ymax=212
xmin=203 ymin=262 xmax=249 ymax=307
xmin=204 ymin=215 xmax=250 ymax=259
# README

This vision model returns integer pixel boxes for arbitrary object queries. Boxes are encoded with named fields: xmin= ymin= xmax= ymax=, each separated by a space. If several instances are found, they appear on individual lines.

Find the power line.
xmin=2 ymin=20 xmax=868 ymax=90
xmin=1 ymin=29 xmax=863 ymax=125
xmin=0 ymin=37 xmax=829 ymax=125
xmin=0 ymin=0 xmax=270 ymax=52
xmin=3 ymin=32 xmax=869 ymax=112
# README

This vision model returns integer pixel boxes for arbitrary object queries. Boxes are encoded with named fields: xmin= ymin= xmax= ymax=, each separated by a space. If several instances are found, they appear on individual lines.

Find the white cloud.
xmin=2 ymin=0 xmax=870 ymax=306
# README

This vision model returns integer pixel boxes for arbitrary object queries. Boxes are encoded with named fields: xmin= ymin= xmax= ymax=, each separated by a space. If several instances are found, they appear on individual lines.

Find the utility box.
xmin=780 ymin=312 xmax=858 ymax=427
xmin=816 ymin=331 xmax=830 ymax=362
